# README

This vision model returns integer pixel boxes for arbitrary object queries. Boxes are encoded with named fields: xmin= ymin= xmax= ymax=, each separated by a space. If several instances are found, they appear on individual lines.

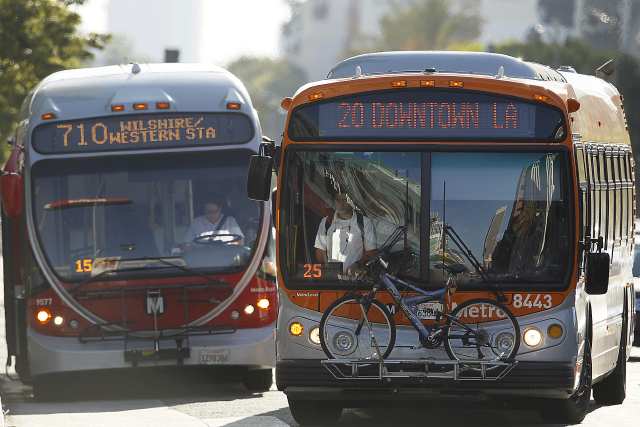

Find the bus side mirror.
xmin=585 ymin=252 xmax=609 ymax=295
xmin=247 ymin=155 xmax=273 ymax=202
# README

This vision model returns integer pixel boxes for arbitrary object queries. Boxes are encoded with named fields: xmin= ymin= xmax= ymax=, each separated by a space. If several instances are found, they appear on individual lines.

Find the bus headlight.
xmin=53 ymin=315 xmax=64 ymax=326
xmin=309 ymin=327 xmax=320 ymax=345
xmin=256 ymin=298 xmax=270 ymax=310
xmin=36 ymin=309 xmax=51 ymax=324
xmin=244 ymin=304 xmax=255 ymax=315
xmin=523 ymin=327 xmax=543 ymax=347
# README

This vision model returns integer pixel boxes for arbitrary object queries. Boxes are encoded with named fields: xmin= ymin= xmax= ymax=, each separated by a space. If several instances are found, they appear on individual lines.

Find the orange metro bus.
xmin=248 ymin=51 xmax=636 ymax=425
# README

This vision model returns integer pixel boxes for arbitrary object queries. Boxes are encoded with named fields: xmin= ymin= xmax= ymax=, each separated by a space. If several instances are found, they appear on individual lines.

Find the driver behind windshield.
xmin=183 ymin=194 xmax=244 ymax=247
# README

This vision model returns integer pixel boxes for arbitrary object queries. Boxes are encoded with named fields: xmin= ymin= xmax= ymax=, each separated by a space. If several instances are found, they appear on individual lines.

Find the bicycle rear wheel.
xmin=444 ymin=298 xmax=520 ymax=362
xmin=320 ymin=294 xmax=396 ymax=360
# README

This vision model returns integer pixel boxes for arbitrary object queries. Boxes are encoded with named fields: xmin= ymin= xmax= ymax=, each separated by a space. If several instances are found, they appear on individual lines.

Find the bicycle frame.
xmin=362 ymin=272 xmax=448 ymax=341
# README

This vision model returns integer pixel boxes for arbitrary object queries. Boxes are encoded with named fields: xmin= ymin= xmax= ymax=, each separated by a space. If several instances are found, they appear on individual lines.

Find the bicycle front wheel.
xmin=320 ymin=295 xmax=396 ymax=360
xmin=444 ymin=298 xmax=520 ymax=362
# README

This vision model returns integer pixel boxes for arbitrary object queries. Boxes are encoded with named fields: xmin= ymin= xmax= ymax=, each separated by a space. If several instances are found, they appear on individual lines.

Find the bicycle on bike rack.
xmin=319 ymin=226 xmax=520 ymax=382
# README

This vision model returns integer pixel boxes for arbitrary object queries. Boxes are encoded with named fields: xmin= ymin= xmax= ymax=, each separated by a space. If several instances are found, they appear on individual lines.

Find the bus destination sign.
xmin=33 ymin=112 xmax=253 ymax=154
xmin=289 ymin=89 xmax=564 ymax=141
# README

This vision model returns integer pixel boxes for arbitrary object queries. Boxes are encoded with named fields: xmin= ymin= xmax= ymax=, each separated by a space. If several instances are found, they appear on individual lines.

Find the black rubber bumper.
xmin=277 ymin=359 xmax=576 ymax=399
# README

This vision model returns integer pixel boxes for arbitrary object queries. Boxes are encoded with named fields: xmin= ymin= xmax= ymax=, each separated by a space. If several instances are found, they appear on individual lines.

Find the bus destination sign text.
xmin=33 ymin=112 xmax=253 ymax=154
xmin=289 ymin=89 xmax=565 ymax=141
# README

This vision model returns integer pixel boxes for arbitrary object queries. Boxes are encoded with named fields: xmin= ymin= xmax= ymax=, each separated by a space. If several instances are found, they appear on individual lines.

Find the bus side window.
xmin=597 ymin=148 xmax=607 ymax=248
xmin=588 ymin=147 xmax=599 ymax=249
xmin=626 ymin=151 xmax=633 ymax=243
xmin=613 ymin=151 xmax=627 ymax=245
xmin=575 ymin=145 xmax=588 ymax=268
xmin=605 ymin=150 xmax=620 ymax=246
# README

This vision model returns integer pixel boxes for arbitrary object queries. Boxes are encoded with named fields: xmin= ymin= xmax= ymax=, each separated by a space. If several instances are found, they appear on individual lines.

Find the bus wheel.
xmin=287 ymin=398 xmax=343 ymax=426
xmin=540 ymin=335 xmax=592 ymax=424
xmin=593 ymin=313 xmax=627 ymax=405
xmin=32 ymin=377 xmax=58 ymax=402
xmin=241 ymin=368 xmax=273 ymax=393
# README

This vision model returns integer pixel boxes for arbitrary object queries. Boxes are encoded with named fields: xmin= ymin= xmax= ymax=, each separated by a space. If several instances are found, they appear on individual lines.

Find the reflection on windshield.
xmin=282 ymin=150 xmax=569 ymax=288
xmin=431 ymin=152 xmax=569 ymax=285
xmin=32 ymin=151 xmax=261 ymax=281
xmin=283 ymin=151 xmax=422 ymax=282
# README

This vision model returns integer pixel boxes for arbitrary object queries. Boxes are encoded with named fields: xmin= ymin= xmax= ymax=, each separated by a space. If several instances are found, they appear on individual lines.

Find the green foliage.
xmin=227 ymin=56 xmax=307 ymax=140
xmin=0 ymin=0 xmax=109 ymax=161
xmin=492 ymin=36 xmax=614 ymax=73
xmin=377 ymin=0 xmax=481 ymax=51
xmin=346 ymin=0 xmax=482 ymax=57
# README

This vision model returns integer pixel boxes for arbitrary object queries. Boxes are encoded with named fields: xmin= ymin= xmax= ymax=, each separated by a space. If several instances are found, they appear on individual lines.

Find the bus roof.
xmin=327 ymin=51 xmax=566 ymax=82
xmin=24 ymin=63 xmax=255 ymax=124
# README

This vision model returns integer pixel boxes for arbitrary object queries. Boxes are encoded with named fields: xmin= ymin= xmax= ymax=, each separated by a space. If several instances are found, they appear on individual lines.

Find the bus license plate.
xmin=416 ymin=302 xmax=443 ymax=320
xmin=199 ymin=349 xmax=229 ymax=364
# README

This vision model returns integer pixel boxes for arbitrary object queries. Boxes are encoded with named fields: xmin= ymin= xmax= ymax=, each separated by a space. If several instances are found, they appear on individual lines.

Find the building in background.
xmin=104 ymin=0 xmax=206 ymax=63
xmin=281 ymin=0 xmax=541 ymax=81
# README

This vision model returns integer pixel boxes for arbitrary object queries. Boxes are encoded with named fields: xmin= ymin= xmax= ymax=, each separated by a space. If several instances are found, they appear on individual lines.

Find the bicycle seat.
xmin=434 ymin=262 xmax=468 ymax=275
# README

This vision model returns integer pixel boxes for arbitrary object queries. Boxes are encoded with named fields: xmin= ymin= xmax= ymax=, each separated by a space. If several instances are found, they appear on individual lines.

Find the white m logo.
xmin=146 ymin=290 xmax=165 ymax=315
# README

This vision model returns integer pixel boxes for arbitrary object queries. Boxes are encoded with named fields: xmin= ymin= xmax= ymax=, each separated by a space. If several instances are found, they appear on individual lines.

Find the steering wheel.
xmin=193 ymin=233 xmax=242 ymax=245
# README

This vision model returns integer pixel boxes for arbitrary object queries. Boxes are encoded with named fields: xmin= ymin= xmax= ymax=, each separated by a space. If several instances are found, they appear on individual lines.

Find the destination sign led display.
xmin=33 ymin=112 xmax=253 ymax=154
xmin=288 ymin=89 xmax=564 ymax=141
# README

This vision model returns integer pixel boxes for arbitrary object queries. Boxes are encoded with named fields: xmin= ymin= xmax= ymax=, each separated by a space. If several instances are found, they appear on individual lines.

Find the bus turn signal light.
xmin=289 ymin=322 xmax=304 ymax=336
xmin=36 ymin=308 xmax=52 ymax=324
xmin=257 ymin=298 xmax=270 ymax=310
xmin=548 ymin=324 xmax=563 ymax=339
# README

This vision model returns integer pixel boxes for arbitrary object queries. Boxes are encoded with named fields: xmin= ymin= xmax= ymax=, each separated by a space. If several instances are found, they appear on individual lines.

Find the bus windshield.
xmin=32 ymin=151 xmax=261 ymax=282
xmin=281 ymin=150 xmax=570 ymax=289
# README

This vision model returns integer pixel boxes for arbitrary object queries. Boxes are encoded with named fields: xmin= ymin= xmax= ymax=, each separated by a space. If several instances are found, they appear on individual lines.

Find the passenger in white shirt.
xmin=314 ymin=192 xmax=376 ymax=273
xmin=183 ymin=195 xmax=244 ymax=248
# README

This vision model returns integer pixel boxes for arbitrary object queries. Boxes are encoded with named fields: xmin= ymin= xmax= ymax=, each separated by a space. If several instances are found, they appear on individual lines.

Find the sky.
xmin=75 ymin=0 xmax=292 ymax=65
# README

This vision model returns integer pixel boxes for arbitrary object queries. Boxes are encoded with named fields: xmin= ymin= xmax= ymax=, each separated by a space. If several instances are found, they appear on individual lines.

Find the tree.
xmin=227 ymin=56 xmax=307 ymax=140
xmin=375 ymin=0 xmax=482 ymax=52
xmin=0 ymin=0 xmax=109 ymax=161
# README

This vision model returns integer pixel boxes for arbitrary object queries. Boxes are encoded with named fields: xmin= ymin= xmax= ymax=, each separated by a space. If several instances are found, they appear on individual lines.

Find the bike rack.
xmin=322 ymin=358 xmax=518 ymax=382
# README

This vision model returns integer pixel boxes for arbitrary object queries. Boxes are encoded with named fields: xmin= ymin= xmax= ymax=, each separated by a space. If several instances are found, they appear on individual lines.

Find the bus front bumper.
xmin=27 ymin=325 xmax=275 ymax=378
xmin=276 ymin=359 xmax=576 ymax=400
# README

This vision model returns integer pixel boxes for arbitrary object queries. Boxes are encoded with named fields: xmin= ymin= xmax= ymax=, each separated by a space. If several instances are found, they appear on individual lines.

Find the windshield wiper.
xmin=69 ymin=257 xmax=232 ymax=295
xmin=134 ymin=256 xmax=232 ymax=289
xmin=443 ymin=224 xmax=507 ymax=302
xmin=70 ymin=265 xmax=176 ymax=295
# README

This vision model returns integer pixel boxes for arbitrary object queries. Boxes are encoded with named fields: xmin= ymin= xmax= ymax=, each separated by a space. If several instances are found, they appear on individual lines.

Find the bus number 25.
xmin=303 ymin=263 xmax=322 ymax=279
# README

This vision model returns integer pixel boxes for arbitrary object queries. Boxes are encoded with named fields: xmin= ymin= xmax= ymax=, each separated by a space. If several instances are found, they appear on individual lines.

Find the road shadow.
xmin=2 ymin=366 xmax=270 ymax=414
xmin=256 ymin=398 xmax=608 ymax=427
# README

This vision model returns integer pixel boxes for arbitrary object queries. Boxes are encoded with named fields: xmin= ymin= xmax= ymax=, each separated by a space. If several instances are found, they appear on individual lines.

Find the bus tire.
xmin=32 ymin=377 xmax=58 ymax=402
xmin=287 ymin=397 xmax=342 ymax=426
xmin=540 ymin=333 xmax=592 ymax=424
xmin=241 ymin=368 xmax=273 ymax=393
xmin=593 ymin=310 xmax=627 ymax=405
